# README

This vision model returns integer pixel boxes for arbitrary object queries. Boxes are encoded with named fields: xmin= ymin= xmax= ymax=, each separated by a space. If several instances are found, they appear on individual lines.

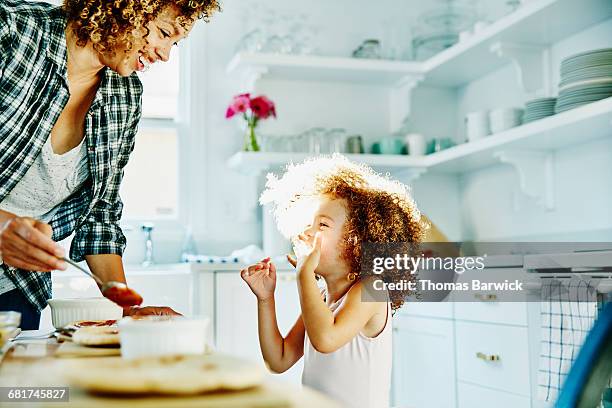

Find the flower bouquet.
xmin=226 ymin=93 xmax=277 ymax=152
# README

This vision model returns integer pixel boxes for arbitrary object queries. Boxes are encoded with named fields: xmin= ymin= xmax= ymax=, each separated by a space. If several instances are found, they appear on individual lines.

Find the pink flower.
xmin=225 ymin=94 xmax=251 ymax=118
xmin=249 ymin=95 xmax=276 ymax=119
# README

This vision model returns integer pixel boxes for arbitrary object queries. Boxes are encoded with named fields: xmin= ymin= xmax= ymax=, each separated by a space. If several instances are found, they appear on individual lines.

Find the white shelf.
xmin=227 ymin=151 xmax=428 ymax=176
xmin=226 ymin=0 xmax=612 ymax=89
xmin=423 ymin=0 xmax=612 ymax=87
xmin=228 ymin=97 xmax=612 ymax=176
xmin=227 ymin=52 xmax=424 ymax=86
xmin=426 ymin=96 xmax=612 ymax=173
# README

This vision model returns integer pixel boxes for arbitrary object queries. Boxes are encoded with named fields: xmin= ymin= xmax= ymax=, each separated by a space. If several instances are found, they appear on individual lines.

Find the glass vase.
xmin=244 ymin=125 xmax=260 ymax=152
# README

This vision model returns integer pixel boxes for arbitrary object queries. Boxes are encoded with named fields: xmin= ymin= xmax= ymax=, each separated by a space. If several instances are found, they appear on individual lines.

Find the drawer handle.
xmin=474 ymin=293 xmax=497 ymax=301
xmin=476 ymin=352 xmax=500 ymax=362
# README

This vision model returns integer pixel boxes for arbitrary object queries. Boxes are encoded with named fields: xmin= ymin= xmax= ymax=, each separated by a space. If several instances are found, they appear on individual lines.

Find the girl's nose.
xmin=303 ymin=224 xmax=316 ymax=236
xmin=156 ymin=46 xmax=170 ymax=62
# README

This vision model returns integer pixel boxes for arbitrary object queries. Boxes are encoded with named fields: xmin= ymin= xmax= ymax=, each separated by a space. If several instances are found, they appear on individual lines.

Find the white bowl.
xmin=118 ymin=316 xmax=209 ymax=360
xmin=47 ymin=298 xmax=123 ymax=329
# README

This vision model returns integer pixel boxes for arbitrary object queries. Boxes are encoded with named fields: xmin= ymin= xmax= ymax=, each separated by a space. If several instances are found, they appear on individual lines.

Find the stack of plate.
xmin=524 ymin=97 xmax=557 ymax=123
xmin=489 ymin=108 xmax=523 ymax=134
xmin=556 ymin=48 xmax=612 ymax=114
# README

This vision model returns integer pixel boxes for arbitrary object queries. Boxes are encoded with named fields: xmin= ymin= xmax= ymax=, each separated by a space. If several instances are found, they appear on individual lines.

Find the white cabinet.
xmin=212 ymin=271 xmax=303 ymax=385
xmin=457 ymin=381 xmax=531 ymax=408
xmin=392 ymin=315 xmax=456 ymax=408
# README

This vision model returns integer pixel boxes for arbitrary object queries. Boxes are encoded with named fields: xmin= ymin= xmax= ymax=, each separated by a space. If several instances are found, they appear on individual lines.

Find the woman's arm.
xmin=242 ymin=260 xmax=305 ymax=373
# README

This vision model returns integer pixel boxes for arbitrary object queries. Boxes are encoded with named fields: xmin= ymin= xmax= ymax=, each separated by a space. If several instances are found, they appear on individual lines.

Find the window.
xmin=120 ymin=47 xmax=182 ymax=220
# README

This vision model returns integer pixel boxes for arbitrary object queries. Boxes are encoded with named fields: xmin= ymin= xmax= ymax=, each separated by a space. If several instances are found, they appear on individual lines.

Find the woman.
xmin=0 ymin=0 xmax=220 ymax=329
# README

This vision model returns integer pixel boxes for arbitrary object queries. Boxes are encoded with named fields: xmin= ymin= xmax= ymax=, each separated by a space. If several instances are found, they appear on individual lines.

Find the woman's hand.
xmin=292 ymin=232 xmax=322 ymax=276
xmin=241 ymin=257 xmax=277 ymax=301
xmin=0 ymin=214 xmax=66 ymax=272
xmin=124 ymin=306 xmax=182 ymax=317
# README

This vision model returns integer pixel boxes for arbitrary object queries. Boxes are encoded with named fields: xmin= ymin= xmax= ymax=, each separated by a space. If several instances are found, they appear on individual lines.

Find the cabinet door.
xmin=214 ymin=272 xmax=303 ymax=385
xmin=392 ymin=315 xmax=456 ymax=408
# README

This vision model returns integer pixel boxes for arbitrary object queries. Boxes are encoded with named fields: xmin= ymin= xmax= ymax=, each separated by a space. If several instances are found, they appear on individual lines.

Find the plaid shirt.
xmin=0 ymin=0 xmax=143 ymax=312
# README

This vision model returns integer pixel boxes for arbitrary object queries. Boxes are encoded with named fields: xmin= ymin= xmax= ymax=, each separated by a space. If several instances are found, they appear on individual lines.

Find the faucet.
xmin=141 ymin=223 xmax=155 ymax=267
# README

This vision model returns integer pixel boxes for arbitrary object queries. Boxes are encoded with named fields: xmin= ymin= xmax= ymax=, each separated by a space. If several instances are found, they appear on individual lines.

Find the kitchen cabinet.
xmin=391 ymin=315 xmax=456 ymax=408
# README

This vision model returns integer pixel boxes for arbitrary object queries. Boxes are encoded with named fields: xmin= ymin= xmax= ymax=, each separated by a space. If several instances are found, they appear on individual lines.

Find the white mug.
xmin=404 ymin=133 xmax=426 ymax=156
xmin=465 ymin=111 xmax=490 ymax=142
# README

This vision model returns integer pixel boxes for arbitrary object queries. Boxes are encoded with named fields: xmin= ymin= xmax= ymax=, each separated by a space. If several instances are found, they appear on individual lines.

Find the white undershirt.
xmin=0 ymin=136 xmax=89 ymax=294
xmin=302 ymin=290 xmax=393 ymax=408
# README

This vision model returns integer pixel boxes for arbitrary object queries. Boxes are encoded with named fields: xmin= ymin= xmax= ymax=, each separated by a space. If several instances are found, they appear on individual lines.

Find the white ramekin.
xmin=118 ymin=316 xmax=209 ymax=360
xmin=47 ymin=298 xmax=123 ymax=329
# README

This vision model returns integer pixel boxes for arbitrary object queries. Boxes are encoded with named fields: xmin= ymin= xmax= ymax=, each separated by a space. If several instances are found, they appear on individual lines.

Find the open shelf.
xmin=227 ymin=52 xmax=424 ymax=86
xmin=227 ymin=0 xmax=612 ymax=89
xmin=228 ymin=97 xmax=612 ymax=176
xmin=423 ymin=0 xmax=612 ymax=87
xmin=227 ymin=151 xmax=428 ymax=175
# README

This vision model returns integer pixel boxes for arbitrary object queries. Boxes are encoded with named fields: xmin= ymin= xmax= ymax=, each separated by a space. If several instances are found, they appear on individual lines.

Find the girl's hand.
xmin=241 ymin=257 xmax=277 ymax=301
xmin=292 ymin=232 xmax=322 ymax=275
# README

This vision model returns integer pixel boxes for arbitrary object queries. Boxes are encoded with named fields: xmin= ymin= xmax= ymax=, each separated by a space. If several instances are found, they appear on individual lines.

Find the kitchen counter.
xmin=0 ymin=339 xmax=338 ymax=408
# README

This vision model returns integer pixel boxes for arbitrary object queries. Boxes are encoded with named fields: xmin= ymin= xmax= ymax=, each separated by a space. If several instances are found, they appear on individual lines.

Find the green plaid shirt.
xmin=0 ymin=0 xmax=143 ymax=312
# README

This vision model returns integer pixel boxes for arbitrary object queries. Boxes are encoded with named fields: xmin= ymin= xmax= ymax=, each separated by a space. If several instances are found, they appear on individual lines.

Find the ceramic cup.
xmin=404 ymin=133 xmax=426 ymax=156
xmin=465 ymin=111 xmax=490 ymax=142
xmin=378 ymin=137 xmax=404 ymax=154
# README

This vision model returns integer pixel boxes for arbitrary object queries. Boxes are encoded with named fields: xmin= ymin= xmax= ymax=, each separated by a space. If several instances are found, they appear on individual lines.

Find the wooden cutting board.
xmin=55 ymin=342 xmax=121 ymax=358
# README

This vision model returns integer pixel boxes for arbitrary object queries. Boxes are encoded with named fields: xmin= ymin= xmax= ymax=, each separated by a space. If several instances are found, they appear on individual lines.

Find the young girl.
xmin=241 ymin=156 xmax=425 ymax=408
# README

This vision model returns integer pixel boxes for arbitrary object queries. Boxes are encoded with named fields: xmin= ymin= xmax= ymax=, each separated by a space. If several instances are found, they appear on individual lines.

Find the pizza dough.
xmin=72 ymin=326 xmax=120 ymax=346
xmin=63 ymin=354 xmax=264 ymax=395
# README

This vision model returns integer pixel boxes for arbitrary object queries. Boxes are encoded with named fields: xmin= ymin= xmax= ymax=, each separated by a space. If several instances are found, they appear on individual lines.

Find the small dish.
xmin=47 ymin=298 xmax=123 ymax=329
xmin=118 ymin=316 xmax=209 ymax=360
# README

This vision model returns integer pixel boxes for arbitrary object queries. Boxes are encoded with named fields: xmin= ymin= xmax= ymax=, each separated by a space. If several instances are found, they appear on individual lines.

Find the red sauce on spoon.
xmin=103 ymin=285 xmax=143 ymax=308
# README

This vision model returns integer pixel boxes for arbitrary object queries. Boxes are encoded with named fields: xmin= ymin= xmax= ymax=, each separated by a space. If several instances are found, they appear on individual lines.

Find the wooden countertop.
xmin=0 ymin=339 xmax=339 ymax=408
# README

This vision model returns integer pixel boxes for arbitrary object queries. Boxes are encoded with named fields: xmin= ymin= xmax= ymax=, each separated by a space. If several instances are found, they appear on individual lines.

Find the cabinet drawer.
xmin=454 ymin=302 xmax=527 ymax=326
xmin=458 ymin=381 xmax=531 ymax=408
xmin=455 ymin=321 xmax=530 ymax=396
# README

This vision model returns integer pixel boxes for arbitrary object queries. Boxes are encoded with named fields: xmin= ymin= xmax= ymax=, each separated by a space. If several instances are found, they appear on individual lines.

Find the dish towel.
xmin=537 ymin=278 xmax=598 ymax=402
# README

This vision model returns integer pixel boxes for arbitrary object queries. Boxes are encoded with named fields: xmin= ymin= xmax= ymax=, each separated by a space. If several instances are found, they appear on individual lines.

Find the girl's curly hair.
xmin=260 ymin=155 xmax=427 ymax=311
xmin=62 ymin=0 xmax=220 ymax=57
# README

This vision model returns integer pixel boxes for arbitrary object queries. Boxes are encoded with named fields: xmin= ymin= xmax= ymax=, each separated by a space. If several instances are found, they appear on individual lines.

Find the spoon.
xmin=61 ymin=257 xmax=143 ymax=308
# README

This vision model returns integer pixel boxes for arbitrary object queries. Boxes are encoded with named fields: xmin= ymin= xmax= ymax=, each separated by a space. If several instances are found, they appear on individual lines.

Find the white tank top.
xmin=302 ymin=290 xmax=393 ymax=408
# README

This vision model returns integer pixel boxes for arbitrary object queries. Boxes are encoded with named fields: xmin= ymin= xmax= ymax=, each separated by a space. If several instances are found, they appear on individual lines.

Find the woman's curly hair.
xmin=63 ymin=0 xmax=220 ymax=57
xmin=260 ymin=155 xmax=427 ymax=311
